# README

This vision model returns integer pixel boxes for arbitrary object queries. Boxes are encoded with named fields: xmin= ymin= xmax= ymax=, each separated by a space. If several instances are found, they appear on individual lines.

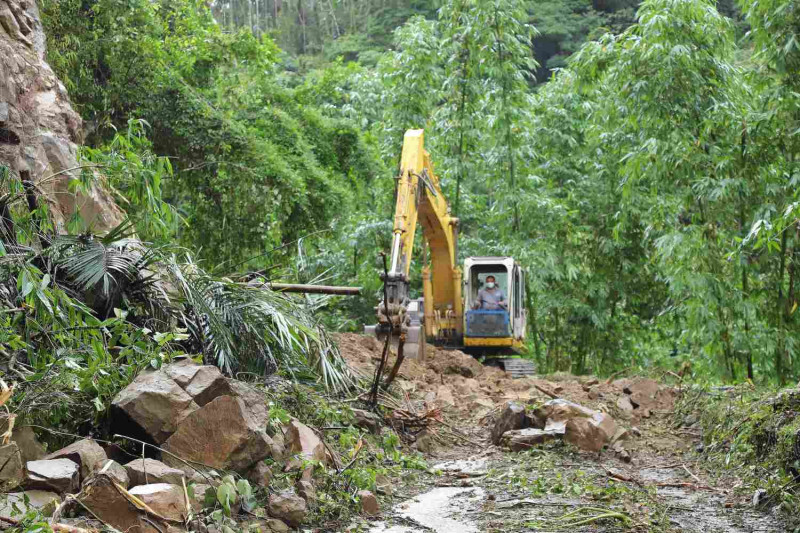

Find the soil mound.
xmin=334 ymin=333 xmax=677 ymax=430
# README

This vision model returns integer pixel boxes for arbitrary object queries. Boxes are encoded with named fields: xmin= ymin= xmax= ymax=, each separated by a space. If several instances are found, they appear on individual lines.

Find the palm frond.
xmin=165 ymin=257 xmax=355 ymax=392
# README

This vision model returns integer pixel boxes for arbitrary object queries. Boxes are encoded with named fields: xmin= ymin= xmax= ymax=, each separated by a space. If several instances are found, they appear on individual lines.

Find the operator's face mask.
xmin=486 ymin=281 xmax=495 ymax=289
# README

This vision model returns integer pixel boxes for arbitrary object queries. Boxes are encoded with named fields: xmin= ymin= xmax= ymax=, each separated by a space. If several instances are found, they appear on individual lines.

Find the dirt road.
xmin=336 ymin=334 xmax=784 ymax=533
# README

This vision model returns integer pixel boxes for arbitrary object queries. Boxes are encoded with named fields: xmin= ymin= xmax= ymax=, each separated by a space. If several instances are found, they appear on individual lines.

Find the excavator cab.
xmin=462 ymin=257 xmax=527 ymax=352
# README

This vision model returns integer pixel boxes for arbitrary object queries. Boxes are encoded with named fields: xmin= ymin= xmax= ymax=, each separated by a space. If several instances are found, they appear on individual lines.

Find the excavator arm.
xmin=376 ymin=129 xmax=463 ymax=358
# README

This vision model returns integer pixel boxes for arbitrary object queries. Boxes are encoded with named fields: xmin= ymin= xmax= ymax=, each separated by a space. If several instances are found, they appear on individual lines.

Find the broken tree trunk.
xmin=269 ymin=283 xmax=361 ymax=295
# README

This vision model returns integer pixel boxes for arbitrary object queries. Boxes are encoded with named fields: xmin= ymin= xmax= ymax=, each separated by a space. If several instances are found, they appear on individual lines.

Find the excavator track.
xmin=496 ymin=358 xmax=536 ymax=378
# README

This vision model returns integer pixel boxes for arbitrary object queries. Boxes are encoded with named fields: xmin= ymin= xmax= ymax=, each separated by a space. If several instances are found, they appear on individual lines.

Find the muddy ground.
xmin=336 ymin=333 xmax=785 ymax=533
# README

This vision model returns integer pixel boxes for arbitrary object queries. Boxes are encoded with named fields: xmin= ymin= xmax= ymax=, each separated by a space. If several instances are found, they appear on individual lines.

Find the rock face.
xmin=163 ymin=395 xmax=274 ymax=472
xmin=492 ymin=401 xmax=527 ymax=444
xmin=24 ymin=459 xmax=80 ymax=493
xmin=46 ymin=439 xmax=107 ymax=482
xmin=0 ymin=0 xmax=124 ymax=232
xmin=268 ymin=491 xmax=307 ymax=527
xmin=125 ymin=458 xmax=186 ymax=487
xmin=112 ymin=371 xmax=200 ymax=444
xmin=128 ymin=483 xmax=187 ymax=521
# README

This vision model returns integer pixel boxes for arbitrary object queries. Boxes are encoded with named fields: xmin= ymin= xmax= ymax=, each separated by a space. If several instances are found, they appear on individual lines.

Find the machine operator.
xmin=473 ymin=275 xmax=507 ymax=310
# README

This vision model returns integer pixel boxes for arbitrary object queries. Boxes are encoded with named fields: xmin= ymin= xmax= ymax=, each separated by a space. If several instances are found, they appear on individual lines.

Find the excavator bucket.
xmin=363 ymin=324 xmax=426 ymax=360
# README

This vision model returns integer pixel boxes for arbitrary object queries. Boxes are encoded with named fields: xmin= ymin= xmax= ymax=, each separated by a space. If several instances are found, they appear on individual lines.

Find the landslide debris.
xmin=335 ymin=332 xmax=676 ymax=458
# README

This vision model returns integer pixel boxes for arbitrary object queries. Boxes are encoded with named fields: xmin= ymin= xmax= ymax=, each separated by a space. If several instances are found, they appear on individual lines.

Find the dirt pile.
xmin=335 ymin=333 xmax=678 ymax=453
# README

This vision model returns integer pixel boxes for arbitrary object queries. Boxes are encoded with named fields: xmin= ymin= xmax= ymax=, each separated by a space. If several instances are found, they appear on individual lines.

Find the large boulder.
xmin=46 ymin=439 xmax=107 ymax=482
xmin=163 ymin=359 xmax=232 ymax=407
xmin=564 ymin=412 xmax=618 ymax=452
xmin=163 ymin=395 xmax=274 ymax=472
xmin=125 ymin=458 xmax=186 ymax=487
xmin=0 ymin=443 xmax=23 ymax=491
xmin=491 ymin=401 xmax=527 ymax=444
xmin=0 ymin=0 xmax=125 ymax=233
xmin=24 ymin=459 xmax=79 ymax=493
xmin=128 ymin=484 xmax=187 ymax=522
xmin=112 ymin=371 xmax=199 ymax=444
xmin=501 ymin=428 xmax=562 ymax=452
xmin=268 ymin=491 xmax=307 ymax=527
xmin=628 ymin=379 xmax=661 ymax=410
xmin=228 ymin=380 xmax=269 ymax=426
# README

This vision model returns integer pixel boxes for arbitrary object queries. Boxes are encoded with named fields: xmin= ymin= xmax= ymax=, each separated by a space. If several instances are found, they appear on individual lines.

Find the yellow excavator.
xmin=365 ymin=129 xmax=533 ymax=376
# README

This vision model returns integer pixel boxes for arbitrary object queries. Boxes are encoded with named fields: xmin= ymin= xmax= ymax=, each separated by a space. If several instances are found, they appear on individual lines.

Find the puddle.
xmin=369 ymin=486 xmax=485 ymax=533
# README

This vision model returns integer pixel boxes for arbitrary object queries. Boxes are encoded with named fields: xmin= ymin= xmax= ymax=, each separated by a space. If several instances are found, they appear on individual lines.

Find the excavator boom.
xmin=377 ymin=130 xmax=463 ymax=358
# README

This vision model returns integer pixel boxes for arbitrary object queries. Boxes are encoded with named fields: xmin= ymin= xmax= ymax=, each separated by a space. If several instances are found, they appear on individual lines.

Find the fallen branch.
xmin=602 ymin=466 xmax=643 ymax=486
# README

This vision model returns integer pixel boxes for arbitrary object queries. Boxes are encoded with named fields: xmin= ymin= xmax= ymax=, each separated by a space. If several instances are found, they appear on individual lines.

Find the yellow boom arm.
xmin=382 ymin=130 xmax=463 ymax=343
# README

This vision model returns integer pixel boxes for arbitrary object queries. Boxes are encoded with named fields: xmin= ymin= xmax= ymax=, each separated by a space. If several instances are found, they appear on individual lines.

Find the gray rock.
xmin=501 ymin=428 xmax=562 ymax=452
xmin=98 ymin=460 xmax=129 ymax=488
xmin=24 ymin=458 xmax=79 ymax=493
xmin=45 ymin=439 xmax=107 ymax=482
xmin=11 ymin=427 xmax=45 ymax=463
xmin=296 ymin=479 xmax=316 ymax=504
xmin=753 ymin=488 xmax=769 ymax=508
xmin=246 ymin=461 xmax=273 ymax=488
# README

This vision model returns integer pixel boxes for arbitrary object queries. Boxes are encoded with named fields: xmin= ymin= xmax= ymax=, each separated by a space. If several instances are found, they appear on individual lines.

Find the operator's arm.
xmin=473 ymin=290 xmax=484 ymax=309
xmin=498 ymin=290 xmax=508 ymax=309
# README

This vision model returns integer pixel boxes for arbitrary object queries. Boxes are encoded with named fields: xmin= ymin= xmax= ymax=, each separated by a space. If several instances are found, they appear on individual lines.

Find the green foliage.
xmin=682 ymin=385 xmax=800 ymax=525
xmin=79 ymin=119 xmax=180 ymax=243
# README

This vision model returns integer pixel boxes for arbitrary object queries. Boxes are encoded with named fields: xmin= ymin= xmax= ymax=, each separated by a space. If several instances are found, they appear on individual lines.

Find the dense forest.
xmin=18 ymin=0 xmax=798 ymax=389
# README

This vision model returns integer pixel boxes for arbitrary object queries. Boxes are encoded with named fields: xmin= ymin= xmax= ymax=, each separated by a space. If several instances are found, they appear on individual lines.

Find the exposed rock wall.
xmin=0 ymin=0 xmax=124 ymax=232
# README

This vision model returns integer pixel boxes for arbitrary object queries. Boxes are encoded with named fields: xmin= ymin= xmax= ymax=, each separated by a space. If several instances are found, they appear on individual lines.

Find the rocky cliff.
xmin=0 ymin=0 xmax=123 ymax=232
